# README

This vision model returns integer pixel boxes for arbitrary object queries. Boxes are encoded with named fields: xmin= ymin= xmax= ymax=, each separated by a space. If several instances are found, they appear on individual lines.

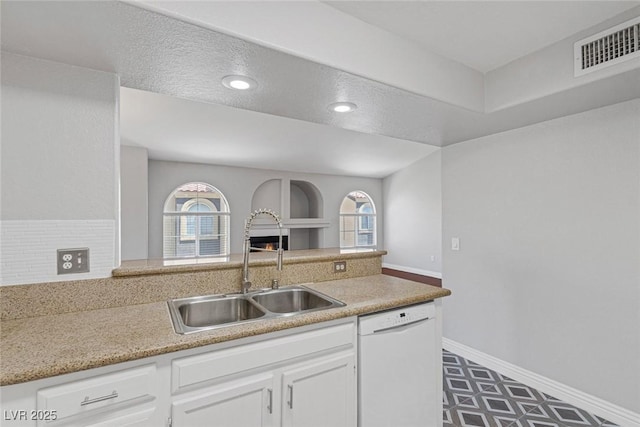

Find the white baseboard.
xmin=443 ymin=338 xmax=640 ymax=427
xmin=381 ymin=263 xmax=442 ymax=279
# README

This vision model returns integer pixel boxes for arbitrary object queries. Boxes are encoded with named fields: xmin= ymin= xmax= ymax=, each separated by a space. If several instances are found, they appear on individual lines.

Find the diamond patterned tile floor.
xmin=442 ymin=350 xmax=618 ymax=427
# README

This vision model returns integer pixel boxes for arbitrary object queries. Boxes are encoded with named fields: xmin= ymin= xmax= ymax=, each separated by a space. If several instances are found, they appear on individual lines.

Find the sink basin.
xmin=168 ymin=295 xmax=266 ymax=333
xmin=251 ymin=287 xmax=344 ymax=314
xmin=168 ymin=286 xmax=345 ymax=334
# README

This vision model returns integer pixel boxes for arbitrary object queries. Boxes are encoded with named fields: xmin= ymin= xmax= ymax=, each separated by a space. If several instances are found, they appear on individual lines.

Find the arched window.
xmin=163 ymin=182 xmax=230 ymax=258
xmin=339 ymin=191 xmax=376 ymax=249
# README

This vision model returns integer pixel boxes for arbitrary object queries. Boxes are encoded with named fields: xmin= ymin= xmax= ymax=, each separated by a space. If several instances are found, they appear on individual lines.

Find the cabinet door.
xmin=281 ymin=352 xmax=356 ymax=427
xmin=172 ymin=373 xmax=274 ymax=427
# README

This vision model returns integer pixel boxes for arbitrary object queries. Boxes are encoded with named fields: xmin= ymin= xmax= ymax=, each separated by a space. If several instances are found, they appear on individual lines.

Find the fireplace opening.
xmin=250 ymin=236 xmax=289 ymax=252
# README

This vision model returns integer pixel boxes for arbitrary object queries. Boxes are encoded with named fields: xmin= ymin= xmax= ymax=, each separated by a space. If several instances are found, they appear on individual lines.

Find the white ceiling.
xmin=121 ymin=87 xmax=438 ymax=178
xmin=324 ymin=1 xmax=639 ymax=72
xmin=2 ymin=1 xmax=639 ymax=178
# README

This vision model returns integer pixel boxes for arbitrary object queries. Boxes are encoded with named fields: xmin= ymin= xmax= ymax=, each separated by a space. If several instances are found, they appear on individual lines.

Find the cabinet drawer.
xmin=173 ymin=321 xmax=355 ymax=392
xmin=36 ymin=364 xmax=156 ymax=424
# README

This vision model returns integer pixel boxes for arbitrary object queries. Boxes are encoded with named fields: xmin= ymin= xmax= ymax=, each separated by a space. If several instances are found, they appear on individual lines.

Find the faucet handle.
xmin=242 ymin=280 xmax=252 ymax=294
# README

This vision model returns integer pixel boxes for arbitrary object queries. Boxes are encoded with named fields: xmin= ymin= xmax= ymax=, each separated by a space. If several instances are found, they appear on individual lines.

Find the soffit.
xmin=324 ymin=1 xmax=639 ymax=72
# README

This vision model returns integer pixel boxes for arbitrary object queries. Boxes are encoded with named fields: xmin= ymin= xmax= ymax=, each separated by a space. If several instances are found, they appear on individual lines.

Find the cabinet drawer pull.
xmin=287 ymin=385 xmax=294 ymax=409
xmin=80 ymin=390 xmax=118 ymax=406
xmin=267 ymin=388 xmax=273 ymax=414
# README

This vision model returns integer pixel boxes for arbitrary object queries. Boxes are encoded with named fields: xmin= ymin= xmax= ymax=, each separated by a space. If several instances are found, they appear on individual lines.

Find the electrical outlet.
xmin=333 ymin=261 xmax=347 ymax=273
xmin=57 ymin=248 xmax=90 ymax=275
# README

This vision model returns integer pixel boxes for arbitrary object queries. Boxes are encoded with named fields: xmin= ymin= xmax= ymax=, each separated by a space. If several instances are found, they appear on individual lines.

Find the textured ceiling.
xmin=0 ymin=1 xmax=445 ymax=144
xmin=2 ymin=1 xmax=640 ymax=177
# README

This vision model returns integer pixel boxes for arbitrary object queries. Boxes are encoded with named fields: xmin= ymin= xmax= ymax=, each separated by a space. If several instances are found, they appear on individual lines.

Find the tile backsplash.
xmin=0 ymin=220 xmax=115 ymax=286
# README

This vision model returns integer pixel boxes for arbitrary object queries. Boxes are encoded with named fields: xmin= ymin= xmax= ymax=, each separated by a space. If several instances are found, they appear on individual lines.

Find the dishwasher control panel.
xmin=358 ymin=302 xmax=435 ymax=335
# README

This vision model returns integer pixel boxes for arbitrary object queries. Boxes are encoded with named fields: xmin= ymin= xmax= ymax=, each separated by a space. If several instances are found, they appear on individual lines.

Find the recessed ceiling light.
xmin=222 ymin=75 xmax=257 ymax=90
xmin=329 ymin=102 xmax=357 ymax=113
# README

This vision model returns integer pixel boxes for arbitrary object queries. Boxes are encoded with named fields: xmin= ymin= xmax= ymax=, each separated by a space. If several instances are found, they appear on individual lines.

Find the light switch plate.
xmin=451 ymin=238 xmax=460 ymax=251
xmin=57 ymin=248 xmax=90 ymax=274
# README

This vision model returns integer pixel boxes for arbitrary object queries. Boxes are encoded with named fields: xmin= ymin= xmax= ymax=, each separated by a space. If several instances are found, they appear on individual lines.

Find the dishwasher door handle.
xmin=371 ymin=317 xmax=431 ymax=334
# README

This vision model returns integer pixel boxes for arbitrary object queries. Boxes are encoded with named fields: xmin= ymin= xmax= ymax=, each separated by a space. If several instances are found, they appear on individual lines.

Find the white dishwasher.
xmin=358 ymin=302 xmax=441 ymax=427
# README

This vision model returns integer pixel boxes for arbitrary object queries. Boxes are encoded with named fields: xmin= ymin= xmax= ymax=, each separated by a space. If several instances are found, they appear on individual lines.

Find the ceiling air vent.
xmin=574 ymin=16 xmax=640 ymax=77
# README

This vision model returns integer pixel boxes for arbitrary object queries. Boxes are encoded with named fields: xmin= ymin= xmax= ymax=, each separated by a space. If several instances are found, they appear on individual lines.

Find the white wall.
xmin=147 ymin=160 xmax=383 ymax=257
xmin=120 ymin=145 xmax=149 ymax=261
xmin=0 ymin=52 xmax=119 ymax=285
xmin=441 ymin=99 xmax=640 ymax=413
xmin=382 ymin=151 xmax=442 ymax=277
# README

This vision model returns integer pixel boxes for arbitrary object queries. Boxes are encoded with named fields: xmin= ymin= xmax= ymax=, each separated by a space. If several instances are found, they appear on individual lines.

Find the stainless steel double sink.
xmin=168 ymin=285 xmax=346 ymax=334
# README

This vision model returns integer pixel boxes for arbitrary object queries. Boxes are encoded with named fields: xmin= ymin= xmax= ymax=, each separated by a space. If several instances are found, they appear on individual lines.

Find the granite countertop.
xmin=0 ymin=274 xmax=450 ymax=386
xmin=113 ymin=248 xmax=387 ymax=277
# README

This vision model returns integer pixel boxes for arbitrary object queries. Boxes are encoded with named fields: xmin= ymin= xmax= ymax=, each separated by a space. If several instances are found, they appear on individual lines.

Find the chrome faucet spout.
xmin=241 ymin=209 xmax=284 ymax=293
xmin=277 ymin=247 xmax=283 ymax=271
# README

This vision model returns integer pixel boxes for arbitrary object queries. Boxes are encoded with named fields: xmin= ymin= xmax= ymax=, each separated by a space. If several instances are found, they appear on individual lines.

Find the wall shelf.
xmin=250 ymin=218 xmax=330 ymax=229
xmin=285 ymin=218 xmax=331 ymax=229
xmin=250 ymin=178 xmax=327 ymax=249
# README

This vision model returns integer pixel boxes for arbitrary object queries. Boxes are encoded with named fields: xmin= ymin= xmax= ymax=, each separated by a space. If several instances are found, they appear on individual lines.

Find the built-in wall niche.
xmin=290 ymin=180 xmax=323 ymax=219
xmin=251 ymin=179 xmax=281 ymax=214
xmin=250 ymin=178 xmax=329 ymax=250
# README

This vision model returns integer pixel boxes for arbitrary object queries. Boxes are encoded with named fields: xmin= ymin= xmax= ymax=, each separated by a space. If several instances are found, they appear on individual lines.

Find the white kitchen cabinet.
xmin=0 ymin=318 xmax=357 ymax=427
xmin=281 ymin=352 xmax=356 ymax=427
xmin=0 ymin=405 xmax=159 ymax=427
xmin=0 ymin=364 xmax=164 ymax=427
xmin=171 ymin=373 xmax=275 ymax=427
xmin=34 ymin=364 xmax=158 ymax=427
xmin=170 ymin=320 xmax=356 ymax=427
xmin=171 ymin=350 xmax=356 ymax=427
xmin=73 ymin=407 xmax=157 ymax=427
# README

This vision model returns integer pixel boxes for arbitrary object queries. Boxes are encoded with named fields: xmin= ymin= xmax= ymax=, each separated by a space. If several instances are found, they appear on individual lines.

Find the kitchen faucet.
xmin=241 ymin=208 xmax=284 ymax=294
